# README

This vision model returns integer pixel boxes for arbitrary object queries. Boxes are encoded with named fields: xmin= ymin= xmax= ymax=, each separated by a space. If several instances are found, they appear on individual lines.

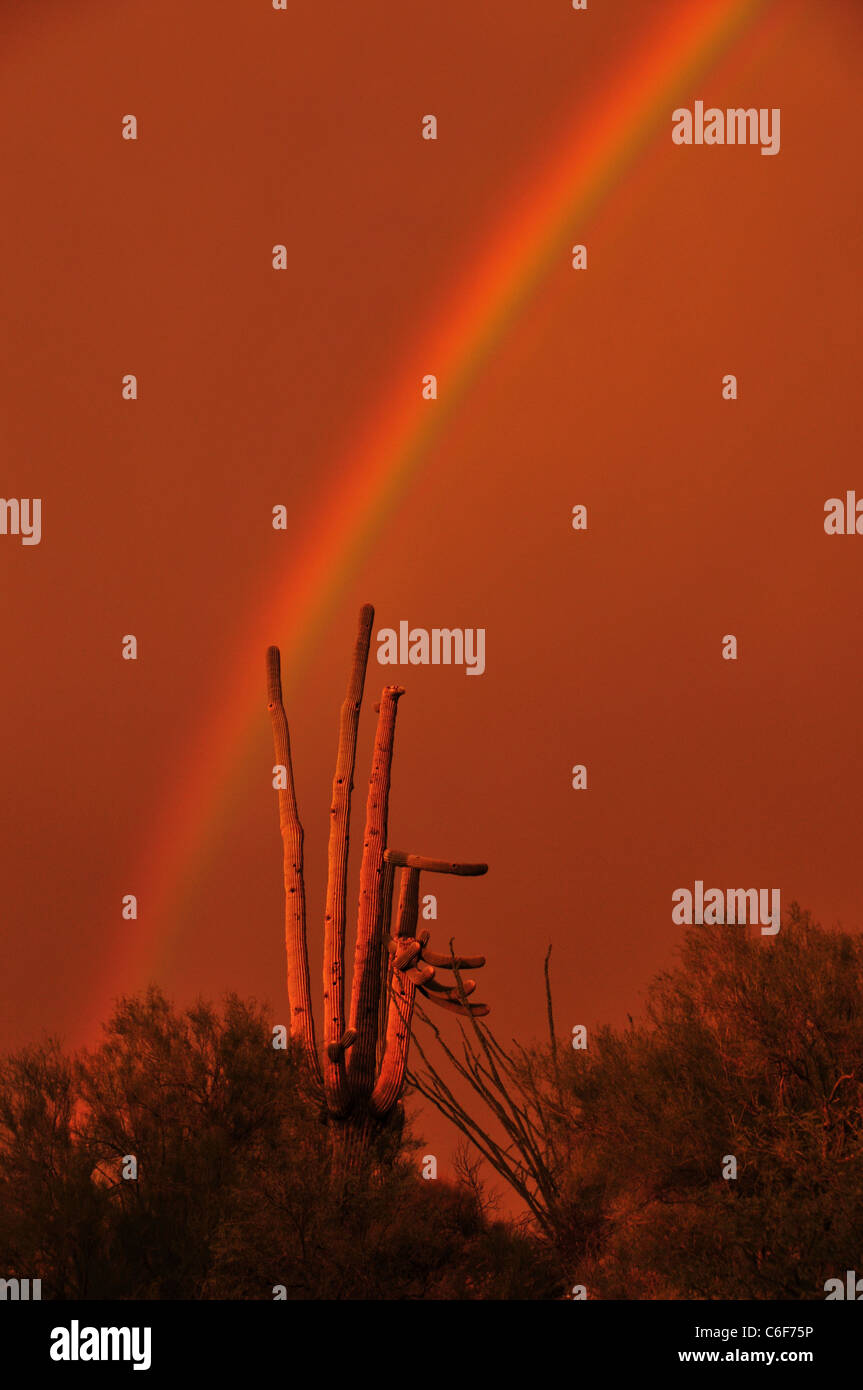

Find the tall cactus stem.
xmin=376 ymin=858 xmax=397 ymax=1070
xmin=347 ymin=684 xmax=405 ymax=1097
xmin=370 ymin=865 xmax=422 ymax=1117
xmin=322 ymin=603 xmax=374 ymax=1113
xmin=266 ymin=645 xmax=321 ymax=1082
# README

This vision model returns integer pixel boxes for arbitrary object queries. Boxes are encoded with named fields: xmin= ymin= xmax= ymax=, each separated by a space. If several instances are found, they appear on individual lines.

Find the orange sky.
xmin=1 ymin=0 xmax=861 ymax=1186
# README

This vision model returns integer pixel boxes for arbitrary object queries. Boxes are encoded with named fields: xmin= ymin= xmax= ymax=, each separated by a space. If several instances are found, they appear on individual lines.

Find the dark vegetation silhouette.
xmin=0 ymin=989 xmax=551 ymax=1299
xmin=1 ymin=907 xmax=860 ymax=1299
xmin=411 ymin=905 xmax=863 ymax=1299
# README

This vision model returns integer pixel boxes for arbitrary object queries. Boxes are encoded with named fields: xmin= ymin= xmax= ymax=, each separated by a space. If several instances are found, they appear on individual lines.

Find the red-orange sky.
xmin=1 ymin=0 xmax=861 ymax=1185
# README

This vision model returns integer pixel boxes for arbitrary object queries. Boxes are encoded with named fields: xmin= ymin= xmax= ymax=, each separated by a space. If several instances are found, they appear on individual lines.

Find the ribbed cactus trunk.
xmin=347 ymin=684 xmax=405 ymax=1101
xmin=370 ymin=867 xmax=424 ymax=1116
xmin=266 ymin=645 xmax=320 ymax=1082
xmin=376 ymin=859 xmax=397 ymax=1069
xmin=322 ymin=603 xmax=374 ymax=1115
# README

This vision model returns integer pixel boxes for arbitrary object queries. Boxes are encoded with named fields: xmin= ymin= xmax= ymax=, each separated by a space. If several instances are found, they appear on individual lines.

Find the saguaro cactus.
xmin=266 ymin=603 xmax=489 ymax=1155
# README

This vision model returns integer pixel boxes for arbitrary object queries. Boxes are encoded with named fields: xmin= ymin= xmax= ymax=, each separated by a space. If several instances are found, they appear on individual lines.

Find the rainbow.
xmin=92 ymin=0 xmax=776 ymax=1022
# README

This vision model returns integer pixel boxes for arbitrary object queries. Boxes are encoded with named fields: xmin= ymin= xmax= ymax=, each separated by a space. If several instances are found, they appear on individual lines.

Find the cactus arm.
xmin=376 ymin=859 xmax=396 ymax=1071
xmin=266 ymin=645 xmax=321 ymax=1081
xmin=322 ymin=603 xmax=374 ymax=1114
xmin=390 ymin=938 xmax=421 ymax=971
xmin=402 ymin=962 xmax=435 ymax=987
xmin=347 ymin=684 xmax=405 ymax=1097
xmin=420 ymin=975 xmax=477 ymax=996
xmin=421 ymin=949 xmax=486 ymax=969
xmin=384 ymin=850 xmax=488 ymax=877
xmin=369 ymin=866 xmax=422 ymax=1117
xmin=326 ymin=1027 xmax=357 ymax=1063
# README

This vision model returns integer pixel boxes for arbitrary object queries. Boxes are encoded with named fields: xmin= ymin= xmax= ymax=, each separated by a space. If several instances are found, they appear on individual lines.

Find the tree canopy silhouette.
xmin=0 ymin=988 xmax=551 ymax=1300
